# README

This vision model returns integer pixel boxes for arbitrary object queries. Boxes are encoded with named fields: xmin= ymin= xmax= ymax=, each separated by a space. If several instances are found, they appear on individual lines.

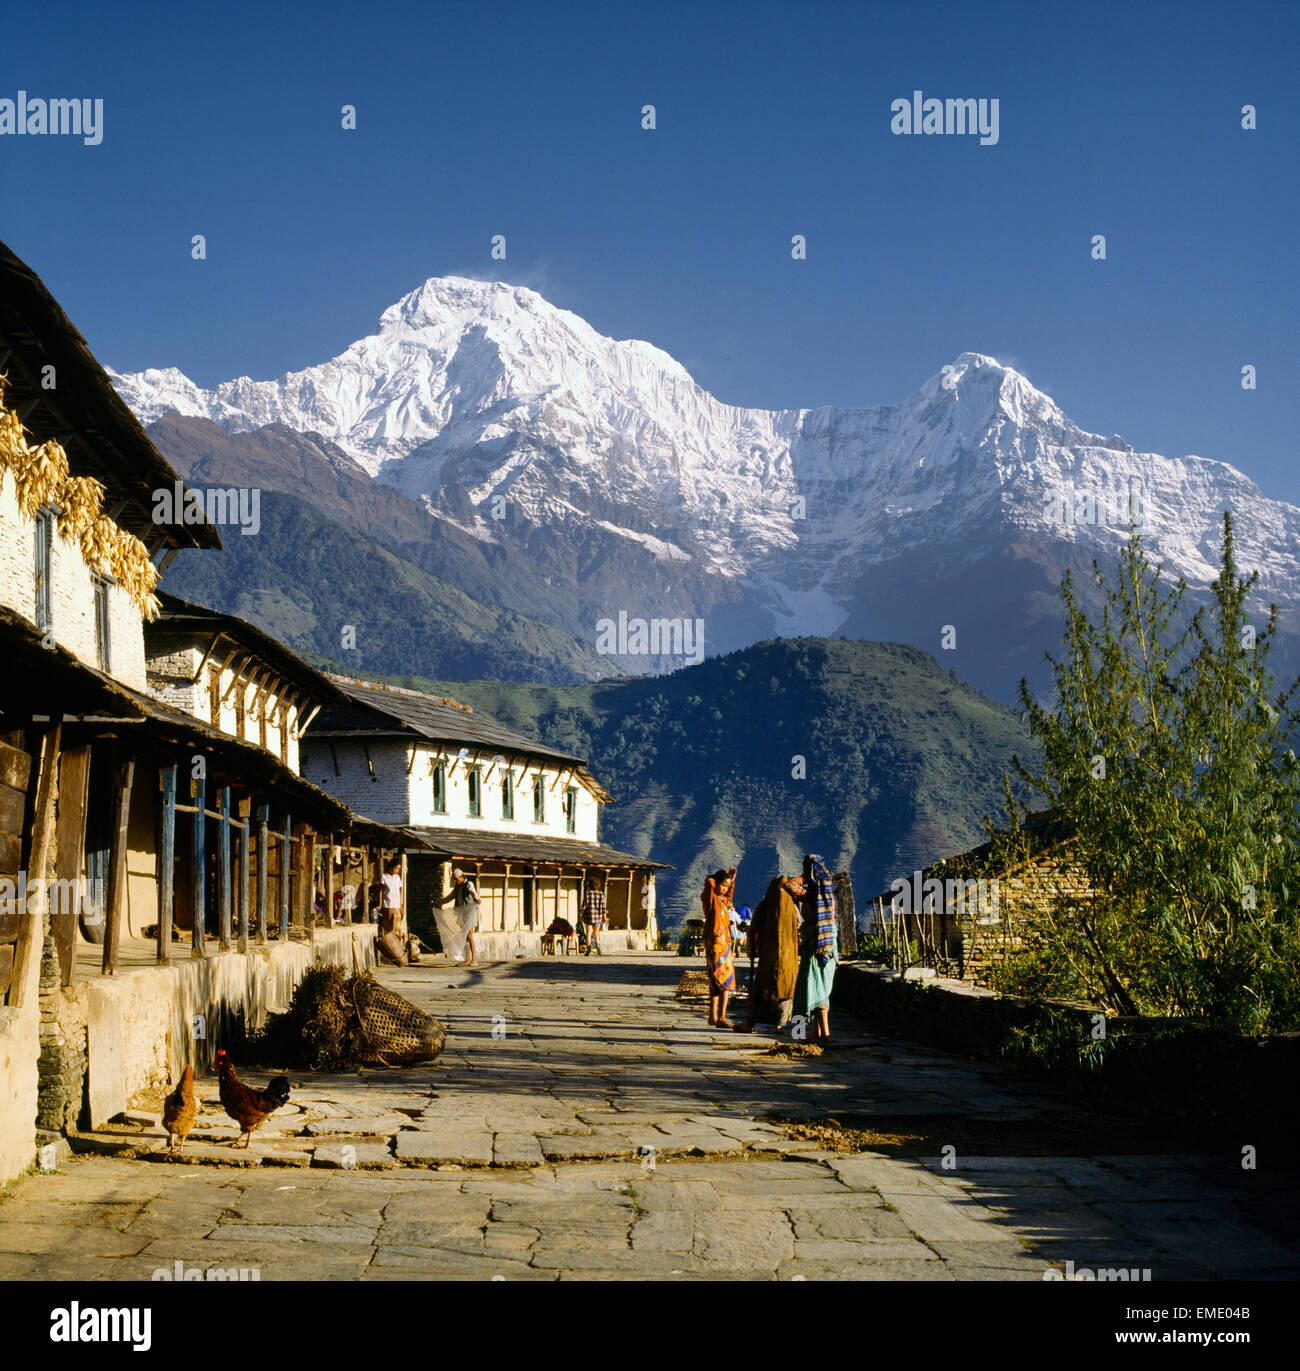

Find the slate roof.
xmin=402 ymin=825 xmax=669 ymax=870
xmin=317 ymin=678 xmax=585 ymax=765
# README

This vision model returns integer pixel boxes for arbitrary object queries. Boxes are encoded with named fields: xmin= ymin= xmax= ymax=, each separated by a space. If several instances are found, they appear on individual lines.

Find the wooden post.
xmin=359 ymin=846 xmax=371 ymax=924
xmin=157 ymin=764 xmax=177 ymax=965
xmin=52 ymin=744 xmax=90 ymax=984
xmin=280 ymin=815 xmax=291 ymax=940
xmin=237 ymin=813 xmax=250 ymax=955
xmin=255 ymin=804 xmax=269 ymax=945
xmin=399 ymin=850 xmax=408 ymax=938
xmin=102 ymin=753 xmax=135 ymax=976
xmin=192 ymin=774 xmax=206 ymax=958
xmin=324 ymin=833 xmax=336 ymax=927
xmin=217 ymin=786 xmax=232 ymax=951
xmin=12 ymin=720 xmax=60 ymax=1007
xmin=295 ymin=828 xmax=314 ymax=931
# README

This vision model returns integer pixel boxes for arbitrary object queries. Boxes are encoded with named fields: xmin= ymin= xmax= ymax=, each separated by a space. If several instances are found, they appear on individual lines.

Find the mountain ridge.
xmin=118 ymin=276 xmax=1300 ymax=700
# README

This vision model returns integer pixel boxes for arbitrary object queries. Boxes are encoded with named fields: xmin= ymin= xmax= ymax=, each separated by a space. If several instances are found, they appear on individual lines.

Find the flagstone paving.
xmin=0 ymin=952 xmax=1295 ymax=1281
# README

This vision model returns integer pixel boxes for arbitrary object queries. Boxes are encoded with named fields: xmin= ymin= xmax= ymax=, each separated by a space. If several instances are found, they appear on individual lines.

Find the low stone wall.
xmin=452 ymin=928 xmax=649 ymax=962
xmin=66 ymin=927 xmax=375 ymax=1127
xmin=0 ymin=987 xmax=39 ymax=1187
xmin=831 ymin=961 xmax=1296 ymax=1130
xmin=831 ymin=962 xmax=1098 ymax=1056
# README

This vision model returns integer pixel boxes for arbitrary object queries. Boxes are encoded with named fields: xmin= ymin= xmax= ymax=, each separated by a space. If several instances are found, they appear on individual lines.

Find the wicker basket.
xmin=674 ymin=969 xmax=712 ymax=1000
xmin=349 ymin=976 xmax=446 ymax=1066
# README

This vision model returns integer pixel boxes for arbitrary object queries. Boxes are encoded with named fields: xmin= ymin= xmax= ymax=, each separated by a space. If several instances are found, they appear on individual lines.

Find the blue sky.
xmin=4 ymin=0 xmax=1297 ymax=498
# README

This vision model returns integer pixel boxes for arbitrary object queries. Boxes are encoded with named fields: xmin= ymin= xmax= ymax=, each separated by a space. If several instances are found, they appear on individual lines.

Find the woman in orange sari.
xmin=700 ymin=867 xmax=738 ymax=1028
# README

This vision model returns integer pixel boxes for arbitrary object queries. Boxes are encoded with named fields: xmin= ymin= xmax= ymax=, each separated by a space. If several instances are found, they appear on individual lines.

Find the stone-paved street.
xmin=0 ymin=953 xmax=1295 ymax=1281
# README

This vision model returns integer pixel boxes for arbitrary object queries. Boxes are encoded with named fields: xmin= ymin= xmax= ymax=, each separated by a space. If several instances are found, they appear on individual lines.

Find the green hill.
xmin=161 ymin=488 xmax=619 ymax=684
xmin=350 ymin=637 xmax=1041 ymax=930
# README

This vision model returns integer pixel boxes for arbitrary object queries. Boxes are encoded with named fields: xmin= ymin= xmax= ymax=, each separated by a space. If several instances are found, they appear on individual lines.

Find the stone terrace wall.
xmin=832 ymin=961 xmax=1297 ymax=1131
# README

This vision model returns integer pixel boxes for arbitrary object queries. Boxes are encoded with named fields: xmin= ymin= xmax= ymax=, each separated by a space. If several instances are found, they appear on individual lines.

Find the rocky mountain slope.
xmin=118 ymin=278 xmax=1300 ymax=698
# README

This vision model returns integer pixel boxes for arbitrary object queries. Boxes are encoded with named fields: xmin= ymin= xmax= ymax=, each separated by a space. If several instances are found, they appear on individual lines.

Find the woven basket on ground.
xmin=674 ymin=969 xmax=711 ymax=1000
xmin=350 ymin=975 xmax=447 ymax=1066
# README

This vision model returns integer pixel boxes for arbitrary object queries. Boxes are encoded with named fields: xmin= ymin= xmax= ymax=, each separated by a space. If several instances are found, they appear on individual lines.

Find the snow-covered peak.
xmin=111 ymin=277 xmax=1300 ymax=641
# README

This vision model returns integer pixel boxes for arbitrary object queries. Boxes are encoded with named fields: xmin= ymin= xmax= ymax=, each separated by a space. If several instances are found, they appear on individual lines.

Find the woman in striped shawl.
xmin=793 ymin=853 xmax=838 ymax=1045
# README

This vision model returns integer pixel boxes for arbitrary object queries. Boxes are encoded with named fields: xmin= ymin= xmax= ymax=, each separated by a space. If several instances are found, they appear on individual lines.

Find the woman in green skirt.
xmin=793 ymin=853 xmax=838 ymax=1045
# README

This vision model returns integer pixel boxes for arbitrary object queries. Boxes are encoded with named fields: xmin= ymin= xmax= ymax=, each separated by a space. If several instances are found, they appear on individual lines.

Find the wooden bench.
xmin=541 ymin=931 xmax=576 ymax=955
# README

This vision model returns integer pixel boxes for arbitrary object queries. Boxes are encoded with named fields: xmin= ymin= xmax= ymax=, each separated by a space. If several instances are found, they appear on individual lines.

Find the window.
xmin=468 ymin=766 xmax=482 ymax=818
xmin=533 ymin=774 xmax=545 ymax=823
xmin=34 ymin=508 xmax=53 ymax=633
xmin=432 ymin=762 xmax=447 ymax=814
xmin=92 ymin=574 xmax=111 ymax=673
xmin=565 ymin=787 xmax=577 ymax=834
xmin=502 ymin=769 xmax=514 ymax=820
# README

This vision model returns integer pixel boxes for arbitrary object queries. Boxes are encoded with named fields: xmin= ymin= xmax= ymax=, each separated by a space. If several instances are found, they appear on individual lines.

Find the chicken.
xmin=214 ymin=1050 xmax=291 ymax=1148
xmin=162 ymin=1063 xmax=195 ymax=1154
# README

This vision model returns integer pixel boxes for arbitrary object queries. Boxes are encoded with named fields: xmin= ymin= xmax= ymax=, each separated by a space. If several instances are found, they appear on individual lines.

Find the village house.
xmin=864 ymin=809 xmax=1090 ymax=982
xmin=0 ymin=239 xmax=408 ymax=1185
xmin=300 ymin=678 xmax=666 ymax=958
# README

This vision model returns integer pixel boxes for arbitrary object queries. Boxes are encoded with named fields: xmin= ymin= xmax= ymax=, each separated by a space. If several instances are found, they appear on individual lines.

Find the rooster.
xmin=162 ymin=1063 xmax=196 ymax=1154
xmin=214 ymin=1050 xmax=291 ymax=1148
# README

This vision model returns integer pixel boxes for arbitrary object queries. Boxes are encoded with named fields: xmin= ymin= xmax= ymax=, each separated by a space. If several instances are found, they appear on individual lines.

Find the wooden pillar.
xmin=157 ymin=764 xmax=177 ymax=966
xmin=52 ymin=743 xmax=90 ymax=984
xmin=295 ymin=827 xmax=314 ymax=930
xmin=12 ymin=720 xmax=60 ymax=1007
xmin=279 ymin=814 xmax=291 ymax=940
xmin=324 ymin=833 xmax=336 ymax=926
xmin=102 ymin=752 xmax=134 ymax=976
xmin=359 ymin=846 xmax=371 ymax=924
xmin=399 ymin=849 xmax=408 ymax=938
xmin=192 ymin=775 xmax=206 ymax=958
xmin=217 ymin=786 xmax=232 ymax=951
xmin=255 ymin=804 xmax=269 ymax=944
xmin=237 ymin=810 xmax=250 ymax=955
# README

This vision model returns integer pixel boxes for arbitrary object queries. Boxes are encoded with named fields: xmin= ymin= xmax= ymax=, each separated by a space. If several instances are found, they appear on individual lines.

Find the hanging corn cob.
xmin=0 ymin=382 xmax=163 ymax=620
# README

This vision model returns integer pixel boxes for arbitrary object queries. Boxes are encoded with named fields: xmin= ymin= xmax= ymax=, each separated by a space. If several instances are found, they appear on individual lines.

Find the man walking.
xmin=580 ymin=873 xmax=607 ymax=955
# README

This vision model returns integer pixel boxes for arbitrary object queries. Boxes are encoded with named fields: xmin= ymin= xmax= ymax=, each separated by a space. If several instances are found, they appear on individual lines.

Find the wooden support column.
xmin=237 ymin=810 xmax=250 ymax=955
xmin=399 ymin=849 xmax=408 ymax=938
xmin=324 ymin=833 xmax=335 ymax=926
xmin=359 ymin=846 xmax=371 ymax=924
xmin=157 ymin=765 xmax=177 ymax=965
xmin=295 ymin=827 xmax=314 ymax=931
xmin=280 ymin=815 xmax=291 ymax=940
xmin=192 ymin=774 xmax=206 ymax=958
xmin=102 ymin=752 xmax=135 ymax=976
xmin=217 ymin=787 xmax=232 ymax=951
xmin=255 ymin=804 xmax=269 ymax=945
xmin=12 ymin=720 xmax=60 ymax=1008
xmin=52 ymin=744 xmax=90 ymax=984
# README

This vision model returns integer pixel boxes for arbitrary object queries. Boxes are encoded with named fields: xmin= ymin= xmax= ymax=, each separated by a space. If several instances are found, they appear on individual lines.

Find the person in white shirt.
xmin=379 ymin=860 xmax=403 ymax=934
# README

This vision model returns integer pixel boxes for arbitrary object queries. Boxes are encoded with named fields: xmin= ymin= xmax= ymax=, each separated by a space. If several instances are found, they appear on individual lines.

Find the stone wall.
xmin=0 ymin=473 xmax=146 ymax=692
xmin=831 ymin=961 xmax=1296 ymax=1131
xmin=37 ymin=935 xmax=85 ymax=1132
xmin=63 ymin=926 xmax=376 ymax=1126
xmin=831 ymin=962 xmax=1099 ymax=1058
xmin=0 ymin=977 xmax=40 ymax=1186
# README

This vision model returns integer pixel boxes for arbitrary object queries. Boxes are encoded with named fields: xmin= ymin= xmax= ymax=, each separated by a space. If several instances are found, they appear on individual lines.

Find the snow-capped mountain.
xmin=113 ymin=277 xmax=1300 ymax=698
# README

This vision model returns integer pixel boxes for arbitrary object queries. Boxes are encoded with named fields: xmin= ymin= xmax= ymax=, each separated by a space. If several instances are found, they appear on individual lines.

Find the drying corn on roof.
xmin=0 ymin=379 xmax=162 ymax=618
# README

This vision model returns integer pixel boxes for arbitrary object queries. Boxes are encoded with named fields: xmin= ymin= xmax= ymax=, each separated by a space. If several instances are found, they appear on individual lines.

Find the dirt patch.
xmin=762 ymin=1043 xmax=824 ymax=1060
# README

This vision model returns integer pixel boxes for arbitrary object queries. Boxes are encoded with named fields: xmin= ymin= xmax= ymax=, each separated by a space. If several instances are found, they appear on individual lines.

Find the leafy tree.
xmin=1002 ymin=513 xmax=1300 ymax=1030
